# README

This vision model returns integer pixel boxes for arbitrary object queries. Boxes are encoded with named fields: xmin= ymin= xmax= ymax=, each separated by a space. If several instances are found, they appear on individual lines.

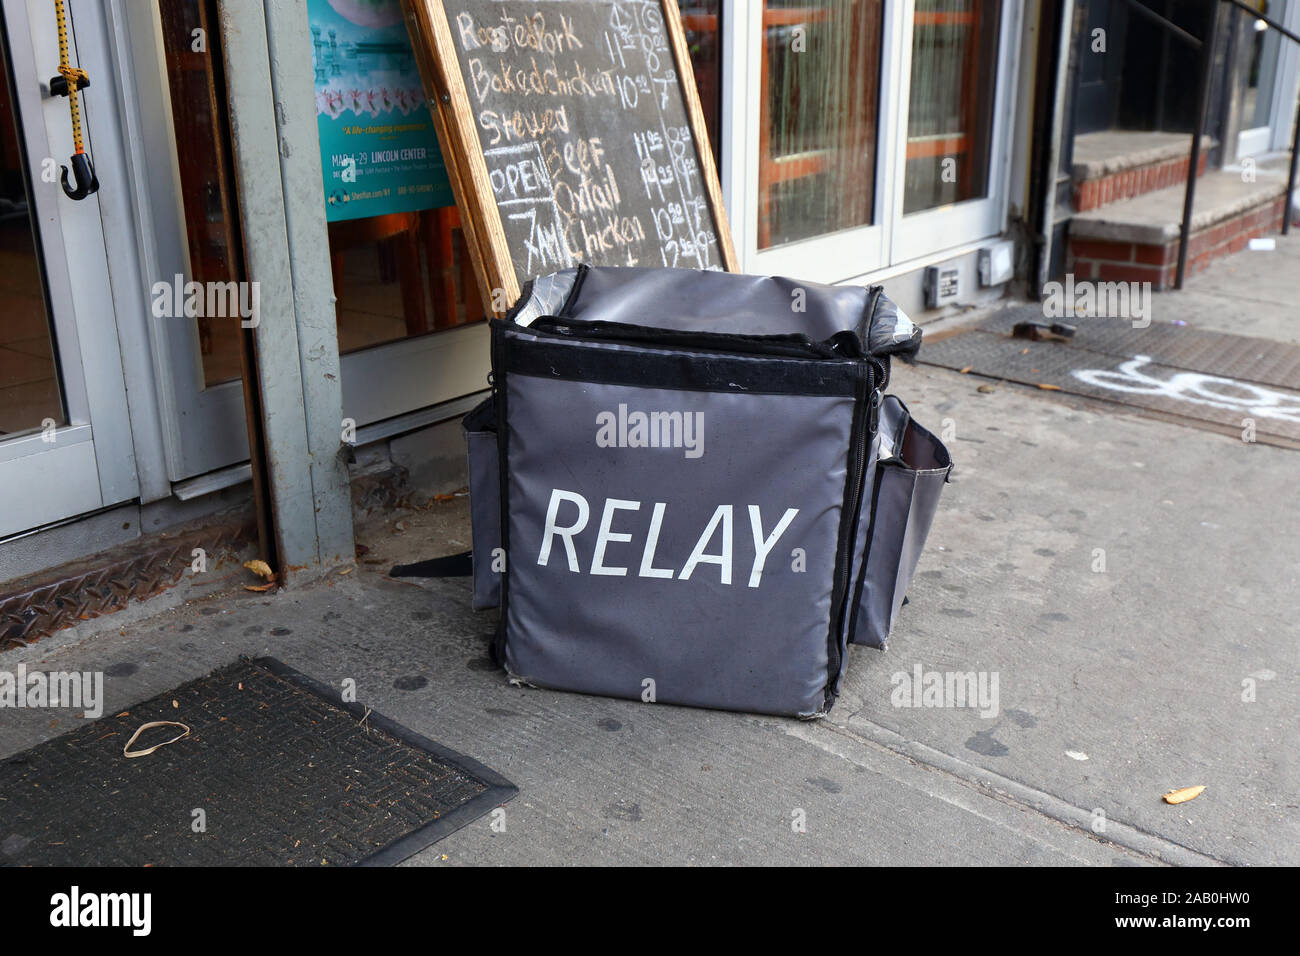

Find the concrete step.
xmin=1067 ymin=167 xmax=1289 ymax=289
xmin=1071 ymin=130 xmax=1212 ymax=212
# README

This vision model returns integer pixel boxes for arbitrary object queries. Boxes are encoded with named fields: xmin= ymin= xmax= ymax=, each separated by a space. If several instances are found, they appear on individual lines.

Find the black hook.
xmin=60 ymin=152 xmax=98 ymax=201
xmin=49 ymin=73 xmax=89 ymax=97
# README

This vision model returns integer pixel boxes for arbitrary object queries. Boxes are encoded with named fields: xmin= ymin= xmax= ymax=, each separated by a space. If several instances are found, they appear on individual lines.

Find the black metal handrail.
xmin=1112 ymin=0 xmax=1299 ymax=288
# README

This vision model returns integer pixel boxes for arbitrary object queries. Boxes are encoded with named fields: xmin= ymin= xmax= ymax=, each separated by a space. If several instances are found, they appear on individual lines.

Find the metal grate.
xmin=0 ymin=518 xmax=254 ymax=652
xmin=920 ymin=306 xmax=1300 ymax=443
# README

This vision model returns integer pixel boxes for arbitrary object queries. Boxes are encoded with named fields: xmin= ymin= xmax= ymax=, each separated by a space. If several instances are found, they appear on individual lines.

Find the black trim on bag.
xmin=861 ymin=285 xmax=882 ymax=349
xmin=528 ymin=315 xmax=843 ymax=360
xmin=461 ymin=394 xmax=497 ymax=434
xmin=499 ymin=328 xmax=862 ymax=397
xmin=504 ymin=277 xmax=536 ymax=324
xmin=389 ymin=550 xmax=473 ymax=579
xmin=898 ymin=417 xmax=953 ymax=474
xmin=560 ymin=263 xmax=590 ymax=315
xmin=503 ymin=266 xmax=587 ymax=326
xmin=858 ymin=285 xmax=899 ymax=394
xmin=491 ymin=324 xmax=511 ymax=667
xmin=822 ymin=361 xmax=874 ymax=710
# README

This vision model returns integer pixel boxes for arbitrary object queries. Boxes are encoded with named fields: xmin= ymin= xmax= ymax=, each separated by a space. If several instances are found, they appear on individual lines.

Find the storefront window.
xmin=903 ymin=0 xmax=1001 ymax=213
xmin=0 ymin=34 xmax=63 ymax=434
xmin=159 ymin=0 xmax=482 ymax=382
xmin=759 ymin=0 xmax=883 ymax=249
xmin=311 ymin=0 xmax=478 ymax=350
xmin=326 ymin=207 xmax=483 ymax=351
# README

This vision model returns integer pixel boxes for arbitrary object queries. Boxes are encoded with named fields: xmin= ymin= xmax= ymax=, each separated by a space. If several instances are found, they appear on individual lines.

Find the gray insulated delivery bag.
xmin=452 ymin=266 xmax=951 ymax=718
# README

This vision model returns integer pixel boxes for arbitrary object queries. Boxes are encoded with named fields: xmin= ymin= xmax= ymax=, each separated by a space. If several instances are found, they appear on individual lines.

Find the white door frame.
xmin=0 ymin=0 xmax=139 ymax=537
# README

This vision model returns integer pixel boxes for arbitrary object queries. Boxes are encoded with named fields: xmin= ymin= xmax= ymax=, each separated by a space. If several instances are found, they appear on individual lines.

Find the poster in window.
xmin=309 ymin=0 xmax=455 ymax=221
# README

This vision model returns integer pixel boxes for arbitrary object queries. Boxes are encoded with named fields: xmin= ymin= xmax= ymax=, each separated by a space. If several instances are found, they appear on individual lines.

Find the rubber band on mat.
xmin=122 ymin=721 xmax=191 ymax=759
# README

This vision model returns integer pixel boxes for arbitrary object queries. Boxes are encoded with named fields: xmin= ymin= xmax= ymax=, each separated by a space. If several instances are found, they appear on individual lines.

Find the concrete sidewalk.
xmin=1157 ymin=228 xmax=1300 ymax=343
xmin=1 ymin=243 xmax=1296 ymax=867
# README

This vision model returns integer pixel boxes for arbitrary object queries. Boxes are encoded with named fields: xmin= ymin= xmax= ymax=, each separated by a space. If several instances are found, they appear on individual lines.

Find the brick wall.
xmin=1073 ymin=152 xmax=1210 ymax=213
xmin=1067 ymin=197 xmax=1286 ymax=290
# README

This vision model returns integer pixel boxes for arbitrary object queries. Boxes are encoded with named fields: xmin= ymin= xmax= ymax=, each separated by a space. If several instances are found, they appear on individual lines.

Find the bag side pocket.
xmin=463 ymin=396 xmax=501 ymax=610
xmin=852 ymin=402 xmax=951 ymax=648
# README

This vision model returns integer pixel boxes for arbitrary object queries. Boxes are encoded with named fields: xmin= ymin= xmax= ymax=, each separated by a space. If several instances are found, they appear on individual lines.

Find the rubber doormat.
xmin=0 ymin=658 xmax=516 ymax=866
xmin=920 ymin=305 xmax=1300 ymax=443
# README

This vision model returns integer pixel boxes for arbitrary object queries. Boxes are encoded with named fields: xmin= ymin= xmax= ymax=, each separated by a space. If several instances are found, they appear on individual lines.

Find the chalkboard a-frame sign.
xmin=402 ymin=0 xmax=738 ymax=313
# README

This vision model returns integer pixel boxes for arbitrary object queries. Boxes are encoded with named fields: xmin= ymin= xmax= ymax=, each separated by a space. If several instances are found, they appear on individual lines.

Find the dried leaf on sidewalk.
xmin=977 ymin=383 xmax=997 ymax=393
xmin=1162 ymin=785 xmax=1206 ymax=805
xmin=959 ymin=365 xmax=972 ymax=374
xmin=1036 ymin=383 xmax=1062 ymax=391
xmin=244 ymin=559 xmax=275 ymax=581
xmin=244 ymin=583 xmax=275 ymax=592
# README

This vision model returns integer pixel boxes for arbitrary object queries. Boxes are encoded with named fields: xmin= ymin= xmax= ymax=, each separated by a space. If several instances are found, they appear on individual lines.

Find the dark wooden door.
xmin=1073 ymin=0 xmax=1129 ymax=134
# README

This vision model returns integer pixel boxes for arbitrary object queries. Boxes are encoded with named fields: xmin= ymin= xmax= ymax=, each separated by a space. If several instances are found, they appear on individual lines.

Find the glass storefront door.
xmin=117 ymin=0 xmax=491 ymax=484
xmin=0 ymin=0 xmax=137 ymax=538
xmin=726 ymin=0 xmax=1019 ymax=284
xmin=736 ymin=0 xmax=891 ymax=279
xmin=890 ymin=0 xmax=1017 ymax=263
xmin=901 ymin=0 xmax=1001 ymax=213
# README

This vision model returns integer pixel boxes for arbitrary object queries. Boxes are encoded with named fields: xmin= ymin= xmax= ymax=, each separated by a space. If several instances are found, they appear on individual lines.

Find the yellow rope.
xmin=54 ymin=0 xmax=88 ymax=155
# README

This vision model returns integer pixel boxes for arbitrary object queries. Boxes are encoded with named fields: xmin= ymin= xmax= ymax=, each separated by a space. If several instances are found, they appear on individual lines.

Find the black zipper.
xmin=843 ymin=385 xmax=886 ymax=650
xmin=824 ymin=361 xmax=877 ymax=710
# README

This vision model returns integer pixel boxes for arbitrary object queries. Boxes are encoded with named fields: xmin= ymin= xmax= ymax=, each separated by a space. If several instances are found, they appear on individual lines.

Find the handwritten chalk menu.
xmin=403 ymin=0 xmax=736 ymax=309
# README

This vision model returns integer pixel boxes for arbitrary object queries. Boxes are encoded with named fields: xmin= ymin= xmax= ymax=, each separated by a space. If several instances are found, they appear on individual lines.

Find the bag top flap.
xmin=507 ymin=266 xmax=921 ymax=359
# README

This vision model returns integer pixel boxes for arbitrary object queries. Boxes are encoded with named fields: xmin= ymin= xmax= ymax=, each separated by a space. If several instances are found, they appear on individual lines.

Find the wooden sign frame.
xmin=402 ymin=0 xmax=738 ymax=315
